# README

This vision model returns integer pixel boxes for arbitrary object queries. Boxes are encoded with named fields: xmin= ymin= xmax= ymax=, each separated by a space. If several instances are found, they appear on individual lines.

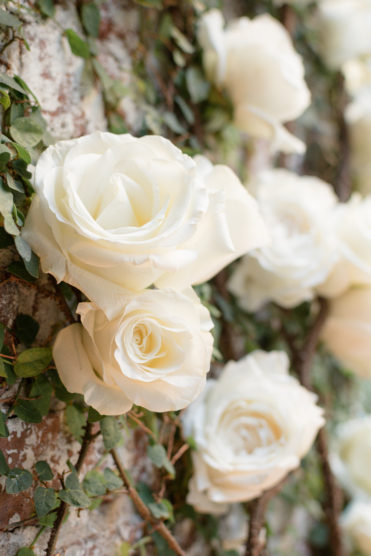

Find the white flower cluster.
xmin=24 ymin=131 xmax=268 ymax=415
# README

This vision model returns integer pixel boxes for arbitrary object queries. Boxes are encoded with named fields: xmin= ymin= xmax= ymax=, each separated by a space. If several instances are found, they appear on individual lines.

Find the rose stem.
xmin=110 ymin=448 xmax=186 ymax=556
xmin=46 ymin=421 xmax=93 ymax=556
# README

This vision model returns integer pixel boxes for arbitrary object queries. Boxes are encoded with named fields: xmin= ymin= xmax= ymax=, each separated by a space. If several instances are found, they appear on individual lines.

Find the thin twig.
xmin=46 ymin=422 xmax=93 ymax=556
xmin=110 ymin=448 xmax=186 ymax=556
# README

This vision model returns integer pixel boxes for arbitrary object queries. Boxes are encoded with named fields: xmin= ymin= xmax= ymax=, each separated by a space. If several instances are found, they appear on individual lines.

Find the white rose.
xmin=343 ymin=58 xmax=371 ymax=96
xmin=182 ymin=351 xmax=324 ymax=514
xmin=228 ymin=169 xmax=337 ymax=311
xmin=331 ymin=417 xmax=371 ymax=498
xmin=342 ymin=500 xmax=371 ymax=555
xmin=318 ymin=194 xmax=371 ymax=297
xmin=345 ymin=93 xmax=371 ymax=195
xmin=321 ymin=286 xmax=371 ymax=377
xmin=52 ymin=288 xmax=213 ymax=414
xmin=198 ymin=11 xmax=310 ymax=153
xmin=318 ymin=0 xmax=371 ymax=68
xmin=22 ymin=132 xmax=267 ymax=318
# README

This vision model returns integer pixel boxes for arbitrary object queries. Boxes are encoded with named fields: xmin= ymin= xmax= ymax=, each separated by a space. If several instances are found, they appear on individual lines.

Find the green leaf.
xmin=12 ymin=143 xmax=31 ymax=164
xmin=136 ymin=481 xmax=154 ymax=506
xmin=186 ymin=67 xmax=210 ymax=104
xmin=35 ymin=460 xmax=53 ymax=481
xmin=152 ymin=531 xmax=176 ymax=556
xmin=29 ymin=375 xmax=53 ymax=416
xmin=6 ymin=174 xmax=24 ymax=194
xmin=17 ymin=548 xmax=36 ymax=556
xmin=14 ymin=347 xmax=52 ymax=377
xmin=163 ymin=111 xmax=186 ymax=134
xmin=118 ymin=542 xmax=131 ymax=556
xmin=14 ymin=314 xmax=39 ymax=345
xmin=64 ymin=29 xmax=91 ymax=59
xmin=7 ymin=261 xmax=37 ymax=282
xmin=65 ymin=467 xmax=80 ymax=490
xmin=149 ymin=499 xmax=174 ymax=521
xmin=65 ymin=405 xmax=87 ymax=443
xmin=100 ymin=416 xmax=121 ymax=450
xmin=0 ymin=359 xmax=16 ymax=384
xmin=6 ymin=468 xmax=33 ymax=493
xmin=103 ymin=468 xmax=123 ymax=491
xmin=0 ymin=144 xmax=11 ymax=171
xmin=13 ymin=399 xmax=43 ymax=423
xmin=10 ymin=116 xmax=44 ymax=148
xmin=0 ymin=9 xmax=21 ymax=28
xmin=0 ymin=90 xmax=10 ymax=110
xmin=87 ymin=407 xmax=103 ymax=423
xmin=0 ymin=227 xmax=13 ymax=248
xmin=59 ymin=488 xmax=91 ymax=508
xmin=14 ymin=236 xmax=31 ymax=263
xmin=82 ymin=470 xmax=106 ymax=496
xmin=34 ymin=486 xmax=59 ymax=517
xmin=0 ymin=450 xmax=9 ymax=474
xmin=81 ymin=3 xmax=100 ymax=38
xmin=147 ymin=444 xmax=175 ymax=477
xmin=38 ymin=511 xmax=57 ymax=527
xmin=0 ymin=73 xmax=26 ymax=95
xmin=37 ymin=0 xmax=55 ymax=18
xmin=0 ymin=411 xmax=9 ymax=438
xmin=171 ymin=26 xmax=194 ymax=54
xmin=23 ymin=251 xmax=40 ymax=279
xmin=0 ymin=178 xmax=19 ymax=236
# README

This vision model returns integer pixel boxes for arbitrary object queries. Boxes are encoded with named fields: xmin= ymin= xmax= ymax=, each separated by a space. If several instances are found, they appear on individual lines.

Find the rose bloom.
xmin=53 ymin=288 xmax=213 ymax=414
xmin=331 ymin=417 xmax=371 ymax=498
xmin=182 ymin=351 xmax=324 ymax=514
xmin=198 ymin=10 xmax=310 ymax=153
xmin=228 ymin=169 xmax=337 ymax=311
xmin=22 ymin=132 xmax=267 ymax=318
xmin=342 ymin=500 xmax=371 ymax=555
xmin=318 ymin=194 xmax=371 ymax=297
xmin=321 ymin=286 xmax=371 ymax=378
xmin=318 ymin=0 xmax=371 ymax=68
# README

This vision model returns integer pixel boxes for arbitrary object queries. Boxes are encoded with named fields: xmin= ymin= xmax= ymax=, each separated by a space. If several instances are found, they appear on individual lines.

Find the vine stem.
xmin=46 ymin=421 xmax=93 ymax=556
xmin=110 ymin=448 xmax=186 ymax=556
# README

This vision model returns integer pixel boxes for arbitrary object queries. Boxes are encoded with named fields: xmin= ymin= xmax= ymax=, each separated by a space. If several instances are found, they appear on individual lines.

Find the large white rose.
xmin=318 ymin=194 xmax=371 ymax=297
xmin=228 ymin=169 xmax=337 ymax=311
xmin=318 ymin=0 xmax=371 ymax=68
xmin=331 ymin=417 xmax=371 ymax=499
xmin=198 ymin=11 xmax=310 ymax=153
xmin=22 ymin=132 xmax=267 ymax=317
xmin=53 ymin=288 xmax=213 ymax=415
xmin=321 ymin=286 xmax=371 ymax=377
xmin=182 ymin=351 xmax=324 ymax=514
xmin=342 ymin=500 xmax=371 ymax=555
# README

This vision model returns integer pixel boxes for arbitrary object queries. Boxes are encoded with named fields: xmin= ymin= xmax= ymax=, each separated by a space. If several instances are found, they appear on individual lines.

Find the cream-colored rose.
xmin=318 ymin=194 xmax=371 ymax=297
xmin=228 ymin=169 xmax=337 ymax=311
xmin=321 ymin=287 xmax=371 ymax=377
xmin=182 ymin=351 xmax=324 ymax=514
xmin=331 ymin=417 xmax=371 ymax=498
xmin=198 ymin=11 xmax=310 ymax=153
xmin=342 ymin=500 xmax=371 ymax=555
xmin=53 ymin=288 xmax=213 ymax=414
xmin=318 ymin=0 xmax=371 ymax=68
xmin=23 ymin=132 xmax=267 ymax=318
xmin=345 ymin=93 xmax=371 ymax=195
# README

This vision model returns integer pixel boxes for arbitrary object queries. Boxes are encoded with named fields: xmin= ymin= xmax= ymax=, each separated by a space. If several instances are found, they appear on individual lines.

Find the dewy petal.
xmin=53 ymin=323 xmax=132 ymax=415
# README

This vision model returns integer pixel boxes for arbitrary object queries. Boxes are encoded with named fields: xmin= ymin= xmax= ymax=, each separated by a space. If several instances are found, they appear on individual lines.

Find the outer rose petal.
xmin=53 ymin=323 xmax=132 ymax=415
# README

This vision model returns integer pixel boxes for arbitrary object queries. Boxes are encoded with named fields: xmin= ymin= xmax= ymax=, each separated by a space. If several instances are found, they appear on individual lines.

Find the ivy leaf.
xmin=23 ymin=251 xmax=40 ymax=279
xmin=147 ymin=444 xmax=175 ymax=477
xmin=103 ymin=468 xmax=123 ymax=491
xmin=33 ymin=486 xmax=59 ymax=517
xmin=35 ymin=460 xmax=53 ymax=481
xmin=0 ymin=90 xmax=10 ymax=110
xmin=87 ymin=407 xmax=103 ymax=423
xmin=13 ymin=399 xmax=43 ymax=423
xmin=100 ymin=416 xmax=121 ymax=450
xmin=0 ymin=178 xmax=19 ymax=236
xmin=0 ymin=359 xmax=16 ymax=384
xmin=0 ymin=144 xmax=11 ymax=171
xmin=37 ymin=0 xmax=55 ymax=18
xmin=65 ymin=405 xmax=87 ymax=443
xmin=186 ymin=67 xmax=210 ymax=104
xmin=7 ymin=261 xmax=37 ymax=282
xmin=59 ymin=487 xmax=91 ymax=508
xmin=6 ymin=468 xmax=33 ymax=493
xmin=38 ymin=511 xmax=57 ymax=527
xmin=10 ymin=116 xmax=44 ymax=148
xmin=0 ymin=73 xmax=26 ymax=95
xmin=65 ymin=29 xmax=90 ymax=59
xmin=29 ymin=375 xmax=53 ymax=416
xmin=0 ymin=411 xmax=9 ymax=438
xmin=14 ymin=313 xmax=39 ymax=345
xmin=0 ymin=9 xmax=21 ymax=28
xmin=12 ymin=143 xmax=31 ymax=164
xmin=82 ymin=470 xmax=106 ymax=496
xmin=0 ymin=450 xmax=9 ymax=474
xmin=148 ymin=499 xmax=174 ymax=521
xmin=14 ymin=347 xmax=52 ymax=377
xmin=81 ymin=3 xmax=100 ymax=38
xmin=16 ymin=549 xmax=36 ymax=556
